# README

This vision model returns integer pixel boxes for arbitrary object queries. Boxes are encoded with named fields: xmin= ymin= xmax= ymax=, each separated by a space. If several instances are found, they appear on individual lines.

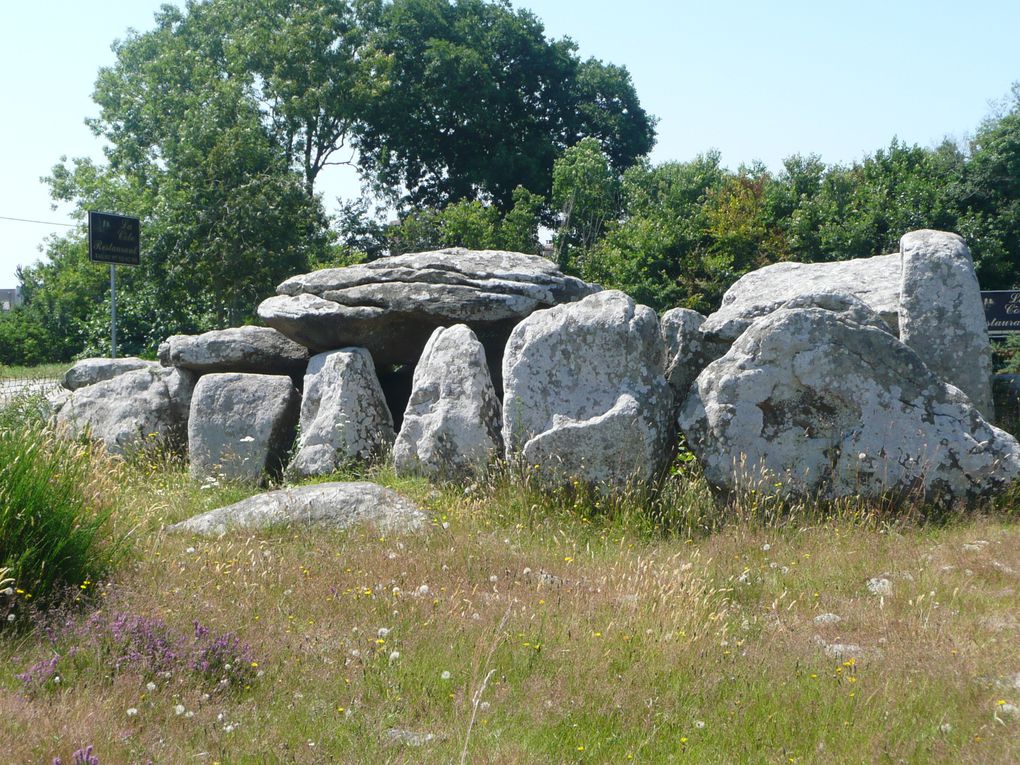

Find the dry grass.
xmin=2 ymin=462 xmax=1019 ymax=764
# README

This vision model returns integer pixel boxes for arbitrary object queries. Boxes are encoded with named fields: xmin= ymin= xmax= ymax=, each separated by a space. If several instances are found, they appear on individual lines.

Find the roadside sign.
xmin=88 ymin=211 xmax=140 ymax=265
xmin=982 ymin=290 xmax=1020 ymax=336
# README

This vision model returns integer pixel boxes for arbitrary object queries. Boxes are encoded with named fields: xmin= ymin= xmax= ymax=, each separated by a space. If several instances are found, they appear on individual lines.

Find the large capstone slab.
xmin=393 ymin=324 xmax=503 ymax=480
xmin=288 ymin=348 xmax=395 ymax=478
xmin=257 ymin=248 xmax=598 ymax=380
xmin=158 ymin=326 xmax=309 ymax=376
xmin=502 ymin=290 xmax=674 ymax=490
xmin=700 ymin=252 xmax=901 ymax=348
xmin=56 ymin=367 xmax=184 ymax=454
xmin=678 ymin=305 xmax=1020 ymax=504
xmin=188 ymin=373 xmax=300 ymax=483
xmin=899 ymin=230 xmax=994 ymax=418
xmin=62 ymin=357 xmax=160 ymax=391
xmin=168 ymin=482 xmax=426 ymax=536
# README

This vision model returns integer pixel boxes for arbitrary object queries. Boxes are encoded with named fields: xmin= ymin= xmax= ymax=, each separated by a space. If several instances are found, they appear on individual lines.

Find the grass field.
xmin=2 ymin=434 xmax=1019 ymax=765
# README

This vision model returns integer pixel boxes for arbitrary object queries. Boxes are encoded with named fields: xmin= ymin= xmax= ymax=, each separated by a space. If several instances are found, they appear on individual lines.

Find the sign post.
xmin=88 ymin=211 xmax=140 ymax=358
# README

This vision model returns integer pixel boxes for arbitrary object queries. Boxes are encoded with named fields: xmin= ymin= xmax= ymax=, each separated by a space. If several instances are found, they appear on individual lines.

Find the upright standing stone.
xmin=188 ymin=373 xmax=300 ymax=483
xmin=393 ymin=324 xmax=503 ymax=480
xmin=660 ymin=308 xmax=707 ymax=406
xmin=289 ymin=349 xmax=394 ymax=478
xmin=502 ymin=290 xmax=674 ymax=490
xmin=899 ymin=230 xmax=994 ymax=418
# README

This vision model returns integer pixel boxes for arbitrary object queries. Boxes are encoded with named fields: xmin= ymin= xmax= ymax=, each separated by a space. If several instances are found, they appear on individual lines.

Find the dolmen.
xmin=53 ymin=234 xmax=1020 ymax=509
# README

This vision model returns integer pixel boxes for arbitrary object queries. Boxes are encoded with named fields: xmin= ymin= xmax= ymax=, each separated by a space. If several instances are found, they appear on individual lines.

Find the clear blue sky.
xmin=2 ymin=0 xmax=1018 ymax=287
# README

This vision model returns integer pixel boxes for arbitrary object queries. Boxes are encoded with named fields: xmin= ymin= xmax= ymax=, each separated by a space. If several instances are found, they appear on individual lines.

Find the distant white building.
xmin=0 ymin=287 xmax=22 ymax=311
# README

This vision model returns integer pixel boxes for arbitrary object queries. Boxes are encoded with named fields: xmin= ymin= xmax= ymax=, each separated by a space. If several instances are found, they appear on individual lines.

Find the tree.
xmin=387 ymin=186 xmax=543 ymax=254
xmin=552 ymin=138 xmax=622 ymax=272
xmin=359 ymin=0 xmax=655 ymax=210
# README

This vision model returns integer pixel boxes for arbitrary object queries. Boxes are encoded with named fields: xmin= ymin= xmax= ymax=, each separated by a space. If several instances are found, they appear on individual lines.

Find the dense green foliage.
xmin=0 ymin=415 xmax=119 ymax=608
xmin=7 ymin=0 xmax=1020 ymax=363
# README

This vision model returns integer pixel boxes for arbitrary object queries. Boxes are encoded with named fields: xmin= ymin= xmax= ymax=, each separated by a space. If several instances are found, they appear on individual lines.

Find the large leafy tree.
xmin=359 ymin=0 xmax=655 ymax=210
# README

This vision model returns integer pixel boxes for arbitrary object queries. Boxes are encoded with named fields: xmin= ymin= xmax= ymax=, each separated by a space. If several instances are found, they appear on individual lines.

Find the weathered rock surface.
xmin=289 ymin=349 xmax=394 ymax=478
xmin=700 ymin=253 xmax=901 ymax=348
xmin=503 ymin=290 xmax=674 ymax=489
xmin=158 ymin=326 xmax=309 ymax=376
xmin=257 ymin=249 xmax=599 ymax=379
xmin=62 ymin=357 xmax=159 ymax=391
xmin=56 ymin=367 xmax=181 ymax=454
xmin=168 ymin=482 xmax=426 ymax=536
xmin=679 ymin=305 xmax=1020 ymax=504
xmin=188 ymin=373 xmax=300 ymax=483
xmin=660 ymin=308 xmax=707 ymax=405
xmin=393 ymin=324 xmax=503 ymax=480
xmin=899 ymin=230 xmax=994 ymax=418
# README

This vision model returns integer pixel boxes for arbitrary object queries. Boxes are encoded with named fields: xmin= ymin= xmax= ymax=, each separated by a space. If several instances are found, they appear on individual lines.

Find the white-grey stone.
xmin=158 ymin=326 xmax=309 ymax=375
xmin=678 ymin=305 xmax=1020 ymax=504
xmin=61 ymin=357 xmax=160 ymax=391
xmin=56 ymin=367 xmax=181 ymax=454
xmin=502 ymin=290 xmax=674 ymax=490
xmin=163 ymin=367 xmax=198 ymax=428
xmin=866 ymin=578 xmax=894 ymax=597
xmin=258 ymin=249 xmax=598 ymax=379
xmin=188 ymin=373 xmax=300 ymax=483
xmin=899 ymin=230 xmax=994 ymax=418
xmin=660 ymin=307 xmax=707 ymax=405
xmin=701 ymin=252 xmax=901 ymax=347
xmin=813 ymin=613 xmax=843 ymax=625
xmin=393 ymin=325 xmax=502 ymax=480
xmin=289 ymin=348 xmax=394 ymax=477
xmin=168 ymin=482 xmax=425 ymax=536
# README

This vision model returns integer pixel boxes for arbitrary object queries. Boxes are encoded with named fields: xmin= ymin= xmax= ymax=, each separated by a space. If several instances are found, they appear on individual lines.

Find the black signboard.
xmin=982 ymin=290 xmax=1020 ymax=336
xmin=88 ymin=211 xmax=140 ymax=266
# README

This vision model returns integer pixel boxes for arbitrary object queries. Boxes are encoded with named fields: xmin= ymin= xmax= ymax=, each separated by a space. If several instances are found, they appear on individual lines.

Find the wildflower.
xmin=389 ymin=651 xmax=400 ymax=662
xmin=441 ymin=671 xmax=451 ymax=680
xmin=378 ymin=627 xmax=390 ymax=638
xmin=126 ymin=707 xmax=139 ymax=717
xmin=146 ymin=681 xmax=157 ymax=692
xmin=175 ymin=704 xmax=186 ymax=716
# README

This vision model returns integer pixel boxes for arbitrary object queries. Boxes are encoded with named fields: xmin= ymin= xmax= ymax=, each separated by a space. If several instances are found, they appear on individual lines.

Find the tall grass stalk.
xmin=0 ymin=421 xmax=120 ymax=608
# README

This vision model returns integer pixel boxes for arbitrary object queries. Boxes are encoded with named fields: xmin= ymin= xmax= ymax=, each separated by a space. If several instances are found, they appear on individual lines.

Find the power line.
xmin=0 ymin=215 xmax=76 ymax=228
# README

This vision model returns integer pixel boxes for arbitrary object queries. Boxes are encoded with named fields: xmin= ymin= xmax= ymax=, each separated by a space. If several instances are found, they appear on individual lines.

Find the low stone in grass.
xmin=188 ymin=373 xmax=300 ymax=483
xmin=169 ymin=482 xmax=426 ymax=536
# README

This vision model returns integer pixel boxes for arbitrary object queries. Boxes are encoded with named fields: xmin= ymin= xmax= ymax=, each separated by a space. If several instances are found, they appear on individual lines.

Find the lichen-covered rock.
xmin=503 ymin=290 xmax=674 ymax=490
xmin=61 ymin=357 xmax=159 ymax=391
xmin=899 ymin=230 xmax=994 ymax=418
xmin=56 ymin=367 xmax=180 ymax=454
xmin=168 ymin=482 xmax=425 ymax=536
xmin=257 ymin=248 xmax=598 ymax=383
xmin=158 ymin=326 xmax=309 ymax=376
xmin=188 ymin=373 xmax=300 ymax=483
xmin=679 ymin=305 xmax=1020 ymax=504
xmin=393 ymin=324 xmax=502 ymax=480
xmin=660 ymin=308 xmax=707 ymax=405
xmin=289 ymin=349 xmax=394 ymax=478
xmin=700 ymin=253 xmax=901 ymax=348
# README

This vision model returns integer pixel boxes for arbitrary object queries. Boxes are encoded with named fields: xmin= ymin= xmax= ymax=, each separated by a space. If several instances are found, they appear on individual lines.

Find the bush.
xmin=0 ymin=417 xmax=121 ymax=613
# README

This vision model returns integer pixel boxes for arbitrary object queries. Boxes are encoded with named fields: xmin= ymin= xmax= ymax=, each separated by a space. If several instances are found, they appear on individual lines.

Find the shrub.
xmin=0 ymin=418 xmax=120 ymax=613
